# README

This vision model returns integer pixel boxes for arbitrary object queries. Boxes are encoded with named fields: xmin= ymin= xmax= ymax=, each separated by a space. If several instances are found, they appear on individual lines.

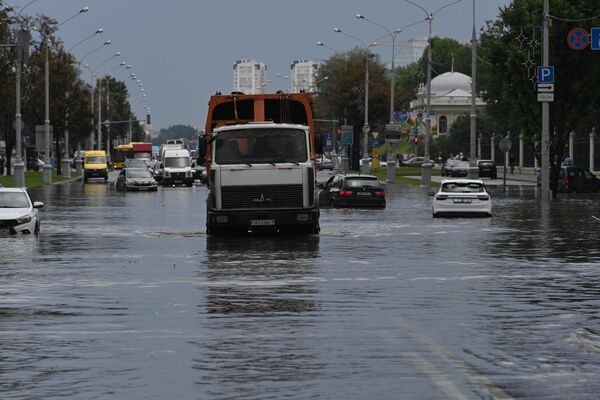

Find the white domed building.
xmin=409 ymin=71 xmax=485 ymax=135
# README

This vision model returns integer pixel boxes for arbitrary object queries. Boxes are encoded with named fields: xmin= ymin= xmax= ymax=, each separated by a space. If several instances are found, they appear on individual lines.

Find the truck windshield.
xmin=215 ymin=128 xmax=307 ymax=164
xmin=164 ymin=157 xmax=190 ymax=168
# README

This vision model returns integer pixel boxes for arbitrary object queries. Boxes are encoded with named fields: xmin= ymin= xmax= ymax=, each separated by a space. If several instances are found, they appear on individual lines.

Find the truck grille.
xmin=221 ymin=185 xmax=303 ymax=209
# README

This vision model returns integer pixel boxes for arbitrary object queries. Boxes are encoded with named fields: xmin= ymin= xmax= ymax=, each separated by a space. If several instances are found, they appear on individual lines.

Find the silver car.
xmin=116 ymin=168 xmax=158 ymax=192
xmin=0 ymin=187 xmax=44 ymax=235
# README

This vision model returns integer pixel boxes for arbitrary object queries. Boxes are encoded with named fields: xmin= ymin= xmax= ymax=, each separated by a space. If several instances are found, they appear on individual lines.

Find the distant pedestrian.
xmin=509 ymin=155 xmax=515 ymax=174
xmin=0 ymin=155 xmax=5 ymax=176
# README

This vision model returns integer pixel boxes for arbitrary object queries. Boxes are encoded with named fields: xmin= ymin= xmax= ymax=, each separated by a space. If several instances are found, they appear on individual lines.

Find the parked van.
xmin=160 ymin=148 xmax=193 ymax=186
xmin=83 ymin=150 xmax=108 ymax=182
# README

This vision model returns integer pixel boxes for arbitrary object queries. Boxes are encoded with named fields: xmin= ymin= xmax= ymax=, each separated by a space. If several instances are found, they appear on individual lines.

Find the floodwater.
xmin=1 ymin=178 xmax=600 ymax=399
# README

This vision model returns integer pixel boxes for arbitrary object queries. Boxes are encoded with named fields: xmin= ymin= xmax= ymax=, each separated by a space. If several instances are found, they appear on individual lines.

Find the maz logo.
xmin=252 ymin=193 xmax=272 ymax=204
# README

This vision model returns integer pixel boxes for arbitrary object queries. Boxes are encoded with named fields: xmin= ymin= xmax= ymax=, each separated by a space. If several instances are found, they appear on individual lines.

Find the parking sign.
xmin=537 ymin=66 xmax=554 ymax=84
xmin=591 ymin=28 xmax=600 ymax=50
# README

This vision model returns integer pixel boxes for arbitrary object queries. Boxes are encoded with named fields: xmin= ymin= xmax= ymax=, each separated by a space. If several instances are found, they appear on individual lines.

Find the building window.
xmin=439 ymin=116 xmax=448 ymax=134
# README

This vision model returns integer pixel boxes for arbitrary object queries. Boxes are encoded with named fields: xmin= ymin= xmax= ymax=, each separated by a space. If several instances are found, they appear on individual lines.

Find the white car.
xmin=431 ymin=179 xmax=492 ymax=218
xmin=0 ymin=187 xmax=44 ymax=235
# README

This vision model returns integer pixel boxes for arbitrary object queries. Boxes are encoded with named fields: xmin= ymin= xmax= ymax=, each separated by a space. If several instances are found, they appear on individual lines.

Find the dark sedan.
xmin=442 ymin=160 xmax=469 ymax=177
xmin=477 ymin=160 xmax=497 ymax=179
xmin=319 ymin=174 xmax=386 ymax=208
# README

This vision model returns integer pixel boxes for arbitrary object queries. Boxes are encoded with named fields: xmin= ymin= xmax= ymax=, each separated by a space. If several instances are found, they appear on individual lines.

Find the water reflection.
xmin=193 ymin=236 xmax=323 ymax=397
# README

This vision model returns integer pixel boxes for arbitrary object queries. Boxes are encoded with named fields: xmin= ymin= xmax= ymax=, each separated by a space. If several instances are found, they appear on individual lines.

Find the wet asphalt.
xmin=1 ymin=174 xmax=600 ymax=399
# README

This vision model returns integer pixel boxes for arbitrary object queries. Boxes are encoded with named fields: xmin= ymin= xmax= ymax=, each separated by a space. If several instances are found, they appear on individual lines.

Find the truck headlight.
xmin=186 ymin=170 xmax=192 ymax=177
xmin=164 ymin=171 xmax=171 ymax=177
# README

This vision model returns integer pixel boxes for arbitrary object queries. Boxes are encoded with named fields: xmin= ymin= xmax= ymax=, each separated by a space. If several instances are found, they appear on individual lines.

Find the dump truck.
xmin=202 ymin=92 xmax=320 ymax=234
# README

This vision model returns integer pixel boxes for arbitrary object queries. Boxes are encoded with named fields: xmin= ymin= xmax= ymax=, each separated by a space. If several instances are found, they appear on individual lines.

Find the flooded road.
xmin=1 ymin=179 xmax=600 ymax=399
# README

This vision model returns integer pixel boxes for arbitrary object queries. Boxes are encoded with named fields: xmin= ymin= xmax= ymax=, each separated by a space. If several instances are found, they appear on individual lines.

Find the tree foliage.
xmin=0 ymin=9 xmax=144 ymax=174
xmin=478 ymin=0 xmax=600 ymax=195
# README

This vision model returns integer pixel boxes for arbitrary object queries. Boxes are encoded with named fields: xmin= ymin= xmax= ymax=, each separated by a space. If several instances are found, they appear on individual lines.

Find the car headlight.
xmin=126 ymin=180 xmax=136 ymax=185
xmin=16 ymin=214 xmax=32 ymax=224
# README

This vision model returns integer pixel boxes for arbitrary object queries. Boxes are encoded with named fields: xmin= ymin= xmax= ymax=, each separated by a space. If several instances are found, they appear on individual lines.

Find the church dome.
xmin=430 ymin=71 xmax=471 ymax=95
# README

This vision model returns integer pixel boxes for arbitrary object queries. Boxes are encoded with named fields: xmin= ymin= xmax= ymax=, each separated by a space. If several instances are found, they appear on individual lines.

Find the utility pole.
xmin=97 ymin=79 xmax=102 ymax=150
xmin=420 ymin=13 xmax=434 ymax=186
xmin=470 ymin=0 xmax=477 ymax=162
xmin=43 ymin=41 xmax=52 ymax=184
xmin=541 ymin=0 xmax=551 ymax=201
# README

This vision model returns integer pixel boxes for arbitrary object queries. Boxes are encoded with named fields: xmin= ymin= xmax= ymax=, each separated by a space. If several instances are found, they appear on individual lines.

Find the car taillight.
xmin=436 ymin=194 xmax=448 ymax=200
xmin=477 ymin=195 xmax=489 ymax=201
xmin=565 ymin=175 xmax=572 ymax=186
xmin=339 ymin=191 xmax=353 ymax=196
xmin=375 ymin=191 xmax=385 ymax=197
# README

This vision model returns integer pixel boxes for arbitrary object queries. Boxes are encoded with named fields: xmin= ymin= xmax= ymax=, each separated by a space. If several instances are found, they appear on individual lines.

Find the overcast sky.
xmin=14 ymin=0 xmax=511 ymax=131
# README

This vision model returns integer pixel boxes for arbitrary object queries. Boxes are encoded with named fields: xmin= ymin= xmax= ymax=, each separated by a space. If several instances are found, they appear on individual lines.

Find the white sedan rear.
xmin=432 ymin=179 xmax=492 ymax=218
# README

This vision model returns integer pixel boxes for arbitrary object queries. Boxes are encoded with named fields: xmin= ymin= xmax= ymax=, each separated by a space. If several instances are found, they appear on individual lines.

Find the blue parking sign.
xmin=591 ymin=28 xmax=600 ymax=50
xmin=537 ymin=66 xmax=554 ymax=84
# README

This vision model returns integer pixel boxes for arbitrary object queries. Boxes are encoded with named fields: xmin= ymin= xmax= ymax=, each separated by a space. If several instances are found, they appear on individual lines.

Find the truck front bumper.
xmin=207 ymin=208 xmax=319 ymax=231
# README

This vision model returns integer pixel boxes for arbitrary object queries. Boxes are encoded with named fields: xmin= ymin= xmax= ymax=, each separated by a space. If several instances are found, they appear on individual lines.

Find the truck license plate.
xmin=251 ymin=219 xmax=275 ymax=226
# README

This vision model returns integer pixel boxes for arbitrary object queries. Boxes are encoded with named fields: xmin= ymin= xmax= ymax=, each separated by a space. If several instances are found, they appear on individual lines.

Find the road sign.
xmin=537 ymin=66 xmax=554 ymax=84
xmin=537 ymin=83 xmax=554 ymax=92
xmin=393 ymin=111 xmax=409 ymax=123
xmin=567 ymin=28 xmax=590 ymax=50
xmin=373 ymin=139 xmax=380 ymax=148
xmin=341 ymin=125 xmax=353 ymax=145
xmin=537 ymin=92 xmax=554 ymax=102
xmin=385 ymin=123 xmax=402 ymax=144
xmin=35 ymin=125 xmax=53 ymax=153
xmin=592 ymin=28 xmax=600 ymax=50
xmin=499 ymin=137 xmax=512 ymax=153
xmin=362 ymin=124 xmax=370 ymax=134
xmin=104 ymin=119 xmax=110 ymax=128
xmin=371 ymin=131 xmax=379 ymax=139
xmin=567 ymin=28 xmax=589 ymax=51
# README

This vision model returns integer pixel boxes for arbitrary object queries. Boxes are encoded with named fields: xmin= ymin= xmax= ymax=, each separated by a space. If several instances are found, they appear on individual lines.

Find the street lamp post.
xmin=41 ymin=6 xmax=89 ymax=184
xmin=63 ymin=28 xmax=103 ymax=177
xmin=92 ymin=52 xmax=120 ymax=150
xmin=355 ymin=14 xmax=426 ymax=180
xmin=405 ymin=0 xmax=462 ymax=186
xmin=334 ymin=27 xmax=377 ymax=173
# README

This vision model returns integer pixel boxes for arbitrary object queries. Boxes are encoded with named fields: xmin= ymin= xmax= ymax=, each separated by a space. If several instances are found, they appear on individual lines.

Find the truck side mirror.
xmin=197 ymin=135 xmax=207 ymax=166
xmin=160 ymin=163 xmax=164 ymax=169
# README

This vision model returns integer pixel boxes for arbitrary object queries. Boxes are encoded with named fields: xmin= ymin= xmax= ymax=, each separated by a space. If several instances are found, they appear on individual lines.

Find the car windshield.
xmin=86 ymin=156 xmax=105 ymax=164
xmin=126 ymin=169 xmax=153 ymax=179
xmin=344 ymin=177 xmax=380 ymax=188
xmin=442 ymin=182 xmax=484 ymax=193
xmin=164 ymin=157 xmax=190 ymax=168
xmin=215 ymin=128 xmax=307 ymax=164
xmin=134 ymin=153 xmax=152 ymax=159
xmin=454 ymin=161 xmax=470 ymax=168
xmin=0 ymin=192 xmax=30 ymax=208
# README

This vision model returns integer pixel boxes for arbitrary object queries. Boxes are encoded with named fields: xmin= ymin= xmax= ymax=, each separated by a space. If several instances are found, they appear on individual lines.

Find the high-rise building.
xmin=290 ymin=60 xmax=319 ymax=93
xmin=394 ymin=37 xmax=428 ymax=68
xmin=233 ymin=60 xmax=267 ymax=94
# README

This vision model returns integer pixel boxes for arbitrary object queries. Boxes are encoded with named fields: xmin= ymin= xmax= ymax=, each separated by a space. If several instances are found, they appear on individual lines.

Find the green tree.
xmin=314 ymin=48 xmax=390 ymax=169
xmin=478 ymin=0 xmax=600 ymax=196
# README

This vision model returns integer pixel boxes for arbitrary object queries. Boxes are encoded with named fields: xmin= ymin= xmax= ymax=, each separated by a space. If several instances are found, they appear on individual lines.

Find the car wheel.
xmin=433 ymin=212 xmax=439 ymax=218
